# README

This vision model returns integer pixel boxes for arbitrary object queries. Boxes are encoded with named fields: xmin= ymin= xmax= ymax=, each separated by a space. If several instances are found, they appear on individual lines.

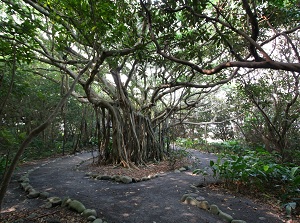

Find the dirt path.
xmin=2 ymin=150 xmax=285 ymax=223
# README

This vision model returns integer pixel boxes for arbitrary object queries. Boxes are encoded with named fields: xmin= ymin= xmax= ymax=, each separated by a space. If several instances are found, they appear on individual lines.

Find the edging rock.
xmin=120 ymin=176 xmax=132 ymax=184
xmin=48 ymin=197 xmax=62 ymax=206
xmin=86 ymin=165 xmax=188 ymax=184
xmin=68 ymin=199 xmax=86 ymax=213
xmin=82 ymin=209 xmax=97 ymax=218
xmin=181 ymin=193 xmax=247 ymax=223
xmin=16 ymin=154 xmax=109 ymax=223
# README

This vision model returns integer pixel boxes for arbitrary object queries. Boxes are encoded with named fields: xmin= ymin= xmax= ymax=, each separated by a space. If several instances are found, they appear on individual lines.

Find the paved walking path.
xmin=3 ymin=150 xmax=284 ymax=223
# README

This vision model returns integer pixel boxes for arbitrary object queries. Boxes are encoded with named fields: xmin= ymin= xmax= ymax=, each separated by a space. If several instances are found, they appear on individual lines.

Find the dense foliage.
xmin=0 ymin=0 xmax=299 ymax=213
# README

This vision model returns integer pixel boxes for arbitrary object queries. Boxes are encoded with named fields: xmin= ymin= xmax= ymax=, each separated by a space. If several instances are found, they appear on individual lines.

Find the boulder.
xmin=121 ymin=176 xmax=132 ymax=184
xmin=231 ymin=220 xmax=247 ymax=223
xmin=92 ymin=219 xmax=103 ymax=223
xmin=174 ymin=169 xmax=181 ymax=173
xmin=69 ymin=200 xmax=86 ymax=213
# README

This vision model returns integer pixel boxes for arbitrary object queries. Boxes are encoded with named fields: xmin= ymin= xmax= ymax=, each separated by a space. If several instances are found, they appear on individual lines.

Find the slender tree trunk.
xmin=0 ymin=61 xmax=89 ymax=211
xmin=0 ymin=41 xmax=16 ymax=119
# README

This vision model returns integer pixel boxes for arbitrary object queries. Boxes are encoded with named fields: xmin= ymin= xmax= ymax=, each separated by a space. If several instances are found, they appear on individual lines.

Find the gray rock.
xmin=209 ymin=204 xmax=220 ymax=215
xmin=92 ymin=219 xmax=103 ymax=223
xmin=48 ymin=197 xmax=62 ymax=206
xmin=20 ymin=182 xmax=29 ymax=190
xmin=27 ymin=190 xmax=40 ymax=199
xmin=197 ymin=200 xmax=209 ymax=210
xmin=112 ymin=175 xmax=121 ymax=182
xmin=259 ymin=217 xmax=266 ymax=221
xmin=181 ymin=193 xmax=198 ymax=202
xmin=218 ymin=211 xmax=233 ymax=223
xmin=87 ymin=215 xmax=97 ymax=221
xmin=61 ymin=197 xmax=72 ymax=207
xmin=184 ymin=197 xmax=199 ymax=206
xmin=179 ymin=167 xmax=187 ymax=171
xmin=141 ymin=177 xmax=150 ymax=181
xmin=232 ymin=220 xmax=247 ymax=223
xmin=174 ymin=169 xmax=181 ymax=173
xmin=196 ymin=196 xmax=205 ymax=201
xmin=24 ymin=185 xmax=33 ymax=192
xmin=121 ymin=176 xmax=132 ymax=184
xmin=40 ymin=192 xmax=50 ymax=199
xmin=100 ymin=175 xmax=111 ymax=180
xmin=82 ymin=209 xmax=97 ymax=218
xmin=27 ymin=188 xmax=35 ymax=193
xmin=69 ymin=200 xmax=86 ymax=213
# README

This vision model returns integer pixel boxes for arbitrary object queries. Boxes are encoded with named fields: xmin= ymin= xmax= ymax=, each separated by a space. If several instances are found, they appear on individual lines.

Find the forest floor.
xmin=1 ymin=149 xmax=298 ymax=223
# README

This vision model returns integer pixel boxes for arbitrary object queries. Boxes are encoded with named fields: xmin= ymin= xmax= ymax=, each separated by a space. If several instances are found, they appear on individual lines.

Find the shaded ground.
xmin=1 ymin=149 xmax=290 ymax=223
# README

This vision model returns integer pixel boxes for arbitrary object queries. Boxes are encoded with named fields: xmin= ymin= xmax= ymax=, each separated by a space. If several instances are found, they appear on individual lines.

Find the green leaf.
xmin=290 ymin=167 xmax=299 ymax=178
xmin=263 ymin=165 xmax=269 ymax=172
xmin=192 ymin=169 xmax=201 ymax=174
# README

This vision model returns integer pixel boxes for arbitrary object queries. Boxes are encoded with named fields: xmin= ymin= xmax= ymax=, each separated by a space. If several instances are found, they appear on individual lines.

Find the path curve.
xmin=5 ymin=150 xmax=284 ymax=223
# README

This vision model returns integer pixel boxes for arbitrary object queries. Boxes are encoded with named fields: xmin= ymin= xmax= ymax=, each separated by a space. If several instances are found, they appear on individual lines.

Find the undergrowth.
xmin=190 ymin=140 xmax=300 ymax=218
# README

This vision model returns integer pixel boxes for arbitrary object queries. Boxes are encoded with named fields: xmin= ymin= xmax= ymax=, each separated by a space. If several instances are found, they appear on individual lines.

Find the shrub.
xmin=210 ymin=147 xmax=300 ymax=202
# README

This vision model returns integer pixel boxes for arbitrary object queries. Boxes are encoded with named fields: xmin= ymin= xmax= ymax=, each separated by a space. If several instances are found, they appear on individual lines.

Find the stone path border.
xmin=11 ymin=150 xmax=283 ymax=223
xmin=17 ymin=154 xmax=107 ymax=223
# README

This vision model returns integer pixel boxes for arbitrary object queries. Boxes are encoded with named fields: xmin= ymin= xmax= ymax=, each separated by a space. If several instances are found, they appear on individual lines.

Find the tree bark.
xmin=0 ymin=59 xmax=93 ymax=212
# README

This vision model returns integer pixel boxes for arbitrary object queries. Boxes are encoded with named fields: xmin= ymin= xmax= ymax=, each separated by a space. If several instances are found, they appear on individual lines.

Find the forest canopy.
xmin=0 ymin=0 xmax=300 ymax=212
xmin=0 ymin=1 xmax=300 ymax=207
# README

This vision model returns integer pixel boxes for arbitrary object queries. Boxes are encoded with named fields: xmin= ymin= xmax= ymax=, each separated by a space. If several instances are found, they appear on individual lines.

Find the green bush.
xmin=210 ymin=147 xmax=300 ymax=202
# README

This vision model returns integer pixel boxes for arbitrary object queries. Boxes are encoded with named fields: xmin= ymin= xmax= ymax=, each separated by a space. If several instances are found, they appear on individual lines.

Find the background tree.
xmin=0 ymin=0 xmax=299 ymax=211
